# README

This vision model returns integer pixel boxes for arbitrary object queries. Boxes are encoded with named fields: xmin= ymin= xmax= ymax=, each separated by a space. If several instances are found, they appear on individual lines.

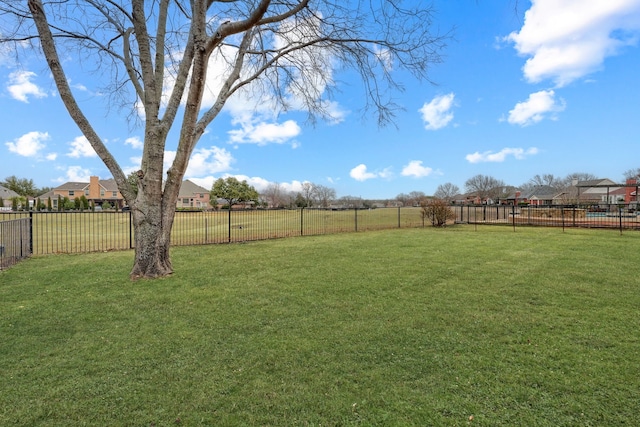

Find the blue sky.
xmin=2 ymin=0 xmax=639 ymax=199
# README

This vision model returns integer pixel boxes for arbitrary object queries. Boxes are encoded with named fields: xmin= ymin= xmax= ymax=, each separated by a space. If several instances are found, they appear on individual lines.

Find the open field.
xmin=1 ymin=226 xmax=639 ymax=426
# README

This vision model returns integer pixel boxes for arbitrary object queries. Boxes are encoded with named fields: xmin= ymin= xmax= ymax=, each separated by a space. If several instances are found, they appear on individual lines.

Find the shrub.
xmin=420 ymin=198 xmax=455 ymax=227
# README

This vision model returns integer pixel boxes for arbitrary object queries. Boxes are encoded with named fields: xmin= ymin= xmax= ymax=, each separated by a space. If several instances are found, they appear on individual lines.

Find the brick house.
xmin=40 ymin=176 xmax=124 ymax=209
xmin=176 ymin=180 xmax=210 ymax=209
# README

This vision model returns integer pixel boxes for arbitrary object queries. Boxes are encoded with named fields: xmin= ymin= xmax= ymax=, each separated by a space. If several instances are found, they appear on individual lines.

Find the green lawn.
xmin=1 ymin=226 xmax=639 ymax=426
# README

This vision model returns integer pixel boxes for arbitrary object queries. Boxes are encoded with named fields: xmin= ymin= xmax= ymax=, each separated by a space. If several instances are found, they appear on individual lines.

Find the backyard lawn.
xmin=1 ymin=226 xmax=639 ymax=426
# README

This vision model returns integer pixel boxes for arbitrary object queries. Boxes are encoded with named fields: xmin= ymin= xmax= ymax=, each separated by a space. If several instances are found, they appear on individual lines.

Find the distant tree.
xmin=434 ymin=183 xmax=460 ymax=202
xmin=301 ymin=183 xmax=315 ymax=208
xmin=521 ymin=174 xmax=562 ymax=192
xmin=1 ymin=176 xmax=38 ymax=197
xmin=35 ymin=197 xmax=41 ymax=211
xmin=294 ymin=193 xmax=308 ymax=208
xmin=57 ymin=195 xmax=63 ymax=212
xmin=339 ymin=195 xmax=364 ymax=208
xmin=38 ymin=186 xmax=53 ymax=196
xmin=102 ymin=201 xmax=112 ymax=210
xmin=47 ymin=197 xmax=52 ymax=211
xmin=261 ymin=183 xmax=286 ymax=208
xmin=395 ymin=193 xmax=410 ymax=206
xmin=408 ymin=191 xmax=428 ymax=206
xmin=211 ymin=177 xmax=259 ymax=209
xmin=90 ymin=200 xmax=95 ymax=211
xmin=11 ymin=197 xmax=19 ymax=211
xmin=63 ymin=196 xmax=73 ymax=210
xmin=420 ymin=198 xmax=455 ymax=227
xmin=623 ymin=168 xmax=640 ymax=181
xmin=74 ymin=197 xmax=81 ymax=210
xmin=0 ymin=197 xmax=3 ymax=208
xmin=80 ymin=195 xmax=89 ymax=210
xmin=312 ymin=185 xmax=336 ymax=208
xmin=560 ymin=172 xmax=597 ymax=188
xmin=464 ymin=175 xmax=505 ymax=202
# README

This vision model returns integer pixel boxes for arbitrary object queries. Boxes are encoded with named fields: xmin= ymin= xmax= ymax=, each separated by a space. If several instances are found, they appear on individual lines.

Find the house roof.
xmin=179 ymin=180 xmax=208 ymax=197
xmin=525 ymin=185 xmax=558 ymax=199
xmin=0 ymin=185 xmax=20 ymax=199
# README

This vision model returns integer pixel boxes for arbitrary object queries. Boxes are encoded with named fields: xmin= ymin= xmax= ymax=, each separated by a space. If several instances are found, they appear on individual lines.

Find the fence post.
xmin=29 ymin=211 xmax=34 ymax=254
xmin=512 ymin=204 xmax=516 ymax=232
xmin=129 ymin=210 xmax=133 ymax=249
xmin=397 ymin=207 xmax=401 ymax=228
xmin=353 ymin=208 xmax=358 ymax=231
xmin=228 ymin=208 xmax=232 ymax=243
xmin=300 ymin=207 xmax=304 ymax=236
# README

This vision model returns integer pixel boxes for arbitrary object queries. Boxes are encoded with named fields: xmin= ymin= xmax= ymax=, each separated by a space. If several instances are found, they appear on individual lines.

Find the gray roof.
xmin=179 ymin=180 xmax=208 ymax=197
xmin=0 ymin=185 xmax=20 ymax=199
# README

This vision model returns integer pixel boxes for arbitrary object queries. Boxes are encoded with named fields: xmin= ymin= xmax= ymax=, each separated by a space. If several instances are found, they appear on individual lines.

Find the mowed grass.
xmin=1 ymin=226 xmax=639 ymax=426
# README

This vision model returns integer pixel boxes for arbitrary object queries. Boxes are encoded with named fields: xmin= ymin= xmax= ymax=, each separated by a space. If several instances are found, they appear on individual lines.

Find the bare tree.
xmin=407 ymin=191 xmax=427 ymax=206
xmin=433 ymin=182 xmax=460 ymax=202
xmin=1 ymin=0 xmax=446 ymax=278
xmin=312 ymin=184 xmax=336 ymax=208
xmin=464 ymin=174 xmax=505 ymax=202
xmin=261 ymin=182 xmax=285 ymax=208
xmin=300 ymin=182 xmax=315 ymax=208
xmin=623 ymin=168 xmax=640 ymax=181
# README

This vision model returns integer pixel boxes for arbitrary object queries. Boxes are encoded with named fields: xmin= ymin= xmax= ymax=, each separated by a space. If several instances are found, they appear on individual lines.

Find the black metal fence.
xmin=1 ymin=204 xmax=638 ymax=263
xmin=454 ymin=203 xmax=640 ymax=232
xmin=0 ymin=207 xmax=426 ymax=256
xmin=0 ymin=217 xmax=32 ymax=270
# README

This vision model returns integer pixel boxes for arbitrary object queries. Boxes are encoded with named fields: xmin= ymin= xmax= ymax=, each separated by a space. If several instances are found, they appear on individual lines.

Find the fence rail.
xmin=0 ymin=218 xmax=32 ymax=270
xmin=1 ymin=204 xmax=638 ymax=262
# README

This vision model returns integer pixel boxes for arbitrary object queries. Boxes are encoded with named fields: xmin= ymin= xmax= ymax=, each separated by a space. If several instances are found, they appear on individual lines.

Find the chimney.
xmin=625 ymin=178 xmax=637 ymax=203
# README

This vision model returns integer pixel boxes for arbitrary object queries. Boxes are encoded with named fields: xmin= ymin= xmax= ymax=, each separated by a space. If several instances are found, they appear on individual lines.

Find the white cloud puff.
xmin=505 ymin=0 xmax=640 ymax=86
xmin=228 ymin=119 xmax=301 ymax=146
xmin=7 ymin=71 xmax=47 ymax=102
xmin=465 ymin=147 xmax=539 ymax=164
xmin=349 ymin=164 xmax=392 ymax=182
xmin=5 ymin=131 xmax=49 ymax=157
xmin=507 ymin=90 xmax=566 ymax=126
xmin=419 ymin=93 xmax=455 ymax=130
xmin=401 ymin=160 xmax=434 ymax=178
xmin=164 ymin=146 xmax=234 ymax=178
xmin=67 ymin=136 xmax=97 ymax=158
xmin=125 ymin=136 xmax=144 ymax=150
xmin=57 ymin=165 xmax=92 ymax=183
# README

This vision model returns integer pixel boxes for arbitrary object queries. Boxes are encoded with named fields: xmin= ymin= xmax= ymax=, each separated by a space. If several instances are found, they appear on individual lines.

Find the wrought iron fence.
xmin=0 ymin=207 xmax=425 ymax=256
xmin=1 ymin=203 xmax=638 ymax=261
xmin=0 ymin=217 xmax=32 ymax=270
xmin=453 ymin=203 xmax=640 ymax=232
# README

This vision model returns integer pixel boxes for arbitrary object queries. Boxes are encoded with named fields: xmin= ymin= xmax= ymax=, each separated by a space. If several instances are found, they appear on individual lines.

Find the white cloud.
xmin=5 ymin=131 xmax=49 ymax=157
xmin=125 ymin=136 xmax=144 ymax=150
xmin=349 ymin=164 xmax=392 ymax=182
xmin=466 ymin=147 xmax=539 ymax=164
xmin=57 ymin=165 xmax=92 ymax=183
xmin=401 ymin=160 xmax=434 ymax=178
xmin=228 ymin=119 xmax=301 ymax=146
xmin=507 ymin=90 xmax=566 ymax=126
xmin=67 ymin=136 xmax=97 ymax=158
xmin=419 ymin=93 xmax=455 ymax=130
xmin=46 ymin=153 xmax=58 ymax=161
xmin=163 ymin=146 xmax=234 ymax=178
xmin=505 ymin=0 xmax=640 ymax=86
xmin=7 ymin=71 xmax=47 ymax=102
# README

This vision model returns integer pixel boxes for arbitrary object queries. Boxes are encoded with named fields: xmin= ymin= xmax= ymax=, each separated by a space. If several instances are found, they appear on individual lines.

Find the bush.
xmin=420 ymin=198 xmax=455 ymax=227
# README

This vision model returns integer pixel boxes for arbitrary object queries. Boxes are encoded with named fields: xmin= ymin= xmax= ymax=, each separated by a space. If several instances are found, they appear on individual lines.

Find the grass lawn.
xmin=1 ymin=226 xmax=639 ymax=426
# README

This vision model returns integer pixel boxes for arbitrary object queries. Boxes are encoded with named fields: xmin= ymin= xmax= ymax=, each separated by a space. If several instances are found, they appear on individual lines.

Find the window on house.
xmin=85 ymin=189 xmax=90 ymax=196
xmin=68 ymin=190 xmax=74 ymax=197
xmin=183 ymin=198 xmax=189 ymax=204
xmin=100 ymin=190 xmax=105 ymax=197
xmin=112 ymin=191 xmax=118 ymax=197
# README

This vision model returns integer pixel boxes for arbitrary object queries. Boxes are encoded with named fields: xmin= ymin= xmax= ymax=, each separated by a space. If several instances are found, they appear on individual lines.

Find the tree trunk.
xmin=129 ymin=204 xmax=175 ymax=280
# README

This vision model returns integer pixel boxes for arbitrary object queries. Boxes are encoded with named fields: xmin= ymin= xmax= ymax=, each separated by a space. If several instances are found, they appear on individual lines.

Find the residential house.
xmin=526 ymin=185 xmax=559 ymax=206
xmin=0 ymin=185 xmax=20 ymax=210
xmin=176 ymin=180 xmax=210 ymax=209
xmin=554 ymin=178 xmax=620 ymax=204
xmin=40 ymin=176 xmax=125 ymax=209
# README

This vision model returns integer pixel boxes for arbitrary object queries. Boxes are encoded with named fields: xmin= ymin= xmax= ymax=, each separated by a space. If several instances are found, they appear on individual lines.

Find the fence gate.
xmin=0 ymin=217 xmax=32 ymax=270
